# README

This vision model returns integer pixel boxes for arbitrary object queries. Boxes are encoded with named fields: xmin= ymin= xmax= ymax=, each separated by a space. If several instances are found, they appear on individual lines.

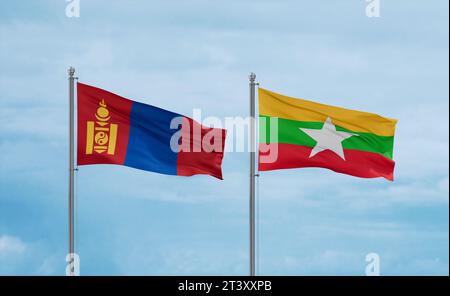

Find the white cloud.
xmin=0 ymin=234 xmax=65 ymax=275
xmin=37 ymin=255 xmax=60 ymax=275
xmin=114 ymin=243 xmax=247 ymax=275
xmin=0 ymin=235 xmax=26 ymax=254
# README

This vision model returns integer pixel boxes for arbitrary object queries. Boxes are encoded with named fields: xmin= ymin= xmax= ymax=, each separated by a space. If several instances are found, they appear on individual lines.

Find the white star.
xmin=300 ymin=117 xmax=358 ymax=160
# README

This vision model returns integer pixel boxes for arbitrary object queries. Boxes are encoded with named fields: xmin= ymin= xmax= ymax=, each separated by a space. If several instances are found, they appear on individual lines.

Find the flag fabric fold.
xmin=77 ymin=82 xmax=226 ymax=179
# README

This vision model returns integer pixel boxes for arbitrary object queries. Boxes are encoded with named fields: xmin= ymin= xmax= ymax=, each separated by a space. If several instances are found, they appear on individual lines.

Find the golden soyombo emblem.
xmin=86 ymin=99 xmax=118 ymax=155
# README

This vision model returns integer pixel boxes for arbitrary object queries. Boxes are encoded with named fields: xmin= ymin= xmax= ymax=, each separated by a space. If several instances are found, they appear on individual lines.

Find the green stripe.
xmin=259 ymin=116 xmax=394 ymax=159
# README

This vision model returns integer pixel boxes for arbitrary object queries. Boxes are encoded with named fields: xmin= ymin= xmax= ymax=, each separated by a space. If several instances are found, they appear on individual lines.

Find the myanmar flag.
xmin=77 ymin=83 xmax=226 ymax=179
xmin=258 ymin=88 xmax=397 ymax=181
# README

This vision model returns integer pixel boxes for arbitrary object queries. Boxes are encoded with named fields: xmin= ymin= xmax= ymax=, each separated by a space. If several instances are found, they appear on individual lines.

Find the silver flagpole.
xmin=68 ymin=67 xmax=75 ymax=276
xmin=249 ymin=72 xmax=257 ymax=276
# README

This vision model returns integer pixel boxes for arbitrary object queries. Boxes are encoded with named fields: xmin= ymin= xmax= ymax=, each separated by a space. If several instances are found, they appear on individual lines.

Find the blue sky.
xmin=0 ymin=0 xmax=448 ymax=275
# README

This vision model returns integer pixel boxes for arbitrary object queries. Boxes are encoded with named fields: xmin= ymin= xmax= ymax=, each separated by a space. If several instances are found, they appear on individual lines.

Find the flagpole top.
xmin=249 ymin=72 xmax=256 ymax=82
xmin=68 ymin=67 xmax=75 ymax=77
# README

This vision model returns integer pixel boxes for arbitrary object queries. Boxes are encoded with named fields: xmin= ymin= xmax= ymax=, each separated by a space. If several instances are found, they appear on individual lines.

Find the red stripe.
xmin=177 ymin=117 xmax=226 ymax=180
xmin=259 ymin=143 xmax=395 ymax=181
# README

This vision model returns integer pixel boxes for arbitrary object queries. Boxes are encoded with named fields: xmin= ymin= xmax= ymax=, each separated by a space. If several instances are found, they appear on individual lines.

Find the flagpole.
xmin=249 ymin=72 xmax=257 ymax=276
xmin=68 ymin=67 xmax=75 ymax=276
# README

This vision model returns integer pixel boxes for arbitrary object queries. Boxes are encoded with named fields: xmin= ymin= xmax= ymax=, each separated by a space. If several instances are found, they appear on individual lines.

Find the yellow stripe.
xmin=107 ymin=124 xmax=118 ymax=155
xmin=259 ymin=88 xmax=397 ymax=136
xmin=86 ymin=121 xmax=94 ymax=154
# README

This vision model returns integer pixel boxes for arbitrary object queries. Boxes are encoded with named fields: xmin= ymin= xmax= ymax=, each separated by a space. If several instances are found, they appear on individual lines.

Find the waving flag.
xmin=77 ymin=83 xmax=226 ymax=179
xmin=258 ymin=88 xmax=397 ymax=181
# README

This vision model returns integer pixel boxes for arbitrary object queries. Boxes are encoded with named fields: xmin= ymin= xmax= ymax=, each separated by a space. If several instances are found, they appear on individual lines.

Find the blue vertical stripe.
xmin=124 ymin=101 xmax=180 ymax=175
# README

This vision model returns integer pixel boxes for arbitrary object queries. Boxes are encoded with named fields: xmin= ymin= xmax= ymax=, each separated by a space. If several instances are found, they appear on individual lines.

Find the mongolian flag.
xmin=258 ymin=88 xmax=397 ymax=181
xmin=77 ymin=83 xmax=226 ymax=179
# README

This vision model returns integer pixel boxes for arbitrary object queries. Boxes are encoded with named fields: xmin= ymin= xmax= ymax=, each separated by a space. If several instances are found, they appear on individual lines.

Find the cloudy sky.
xmin=0 ymin=0 xmax=448 ymax=275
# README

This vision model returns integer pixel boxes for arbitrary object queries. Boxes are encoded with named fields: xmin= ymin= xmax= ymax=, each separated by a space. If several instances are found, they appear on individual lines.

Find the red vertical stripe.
xmin=77 ymin=83 xmax=132 ymax=166
xmin=177 ymin=117 xmax=226 ymax=179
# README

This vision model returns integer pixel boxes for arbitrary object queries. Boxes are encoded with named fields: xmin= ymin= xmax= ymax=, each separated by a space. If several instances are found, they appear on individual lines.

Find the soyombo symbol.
xmin=85 ymin=99 xmax=118 ymax=155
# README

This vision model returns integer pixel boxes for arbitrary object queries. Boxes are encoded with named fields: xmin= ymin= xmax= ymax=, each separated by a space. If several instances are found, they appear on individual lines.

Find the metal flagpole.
xmin=68 ymin=67 xmax=76 ymax=276
xmin=249 ymin=72 xmax=257 ymax=276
